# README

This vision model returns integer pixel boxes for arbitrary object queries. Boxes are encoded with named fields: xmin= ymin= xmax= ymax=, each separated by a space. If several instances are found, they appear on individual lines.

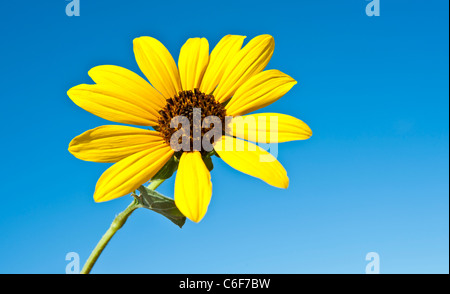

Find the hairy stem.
xmin=80 ymin=180 xmax=164 ymax=274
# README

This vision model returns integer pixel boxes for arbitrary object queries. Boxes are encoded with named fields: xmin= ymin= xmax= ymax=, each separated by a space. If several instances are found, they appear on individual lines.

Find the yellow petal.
xmin=67 ymin=84 xmax=160 ymax=126
xmin=88 ymin=65 xmax=166 ymax=110
xmin=213 ymin=35 xmax=275 ymax=103
xmin=178 ymin=38 xmax=209 ymax=91
xmin=94 ymin=142 xmax=174 ymax=202
xmin=133 ymin=36 xmax=182 ymax=98
xmin=214 ymin=136 xmax=288 ymax=189
xmin=199 ymin=35 xmax=246 ymax=94
xmin=69 ymin=125 xmax=166 ymax=163
xmin=227 ymin=113 xmax=312 ymax=143
xmin=225 ymin=70 xmax=297 ymax=116
xmin=174 ymin=152 xmax=212 ymax=223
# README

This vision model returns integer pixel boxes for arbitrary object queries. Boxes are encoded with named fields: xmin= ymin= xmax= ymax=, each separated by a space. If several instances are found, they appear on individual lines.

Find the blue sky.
xmin=0 ymin=0 xmax=448 ymax=273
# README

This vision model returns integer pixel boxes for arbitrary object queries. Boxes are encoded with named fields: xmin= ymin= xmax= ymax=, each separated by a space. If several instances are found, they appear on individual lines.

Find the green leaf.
xmin=202 ymin=154 xmax=214 ymax=171
xmin=136 ymin=186 xmax=186 ymax=228
xmin=209 ymin=149 xmax=220 ymax=159
xmin=151 ymin=155 xmax=179 ymax=181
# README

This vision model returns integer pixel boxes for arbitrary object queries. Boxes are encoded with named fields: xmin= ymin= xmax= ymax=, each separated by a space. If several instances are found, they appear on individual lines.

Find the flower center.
xmin=157 ymin=89 xmax=227 ymax=153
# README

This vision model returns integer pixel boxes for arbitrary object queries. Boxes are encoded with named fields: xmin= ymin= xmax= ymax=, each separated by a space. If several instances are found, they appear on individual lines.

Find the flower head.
xmin=68 ymin=34 xmax=312 ymax=223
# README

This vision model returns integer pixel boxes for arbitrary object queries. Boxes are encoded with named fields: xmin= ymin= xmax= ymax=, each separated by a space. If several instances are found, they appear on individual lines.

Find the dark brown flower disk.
xmin=157 ymin=89 xmax=227 ymax=154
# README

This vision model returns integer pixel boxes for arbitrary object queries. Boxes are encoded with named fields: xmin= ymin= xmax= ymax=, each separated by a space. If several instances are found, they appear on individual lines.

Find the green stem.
xmin=80 ymin=200 xmax=138 ymax=274
xmin=80 ymin=180 xmax=164 ymax=274
xmin=147 ymin=178 xmax=165 ymax=190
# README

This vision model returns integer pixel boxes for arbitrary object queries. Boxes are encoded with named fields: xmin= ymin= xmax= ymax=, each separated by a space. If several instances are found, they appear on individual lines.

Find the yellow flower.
xmin=68 ymin=34 xmax=312 ymax=223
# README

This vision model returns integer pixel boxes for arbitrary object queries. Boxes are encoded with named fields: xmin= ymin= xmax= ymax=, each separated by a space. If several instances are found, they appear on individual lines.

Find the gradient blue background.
xmin=0 ymin=0 xmax=448 ymax=274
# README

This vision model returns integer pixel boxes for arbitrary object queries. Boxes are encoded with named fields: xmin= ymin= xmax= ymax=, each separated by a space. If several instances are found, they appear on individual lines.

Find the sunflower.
xmin=68 ymin=34 xmax=312 ymax=223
